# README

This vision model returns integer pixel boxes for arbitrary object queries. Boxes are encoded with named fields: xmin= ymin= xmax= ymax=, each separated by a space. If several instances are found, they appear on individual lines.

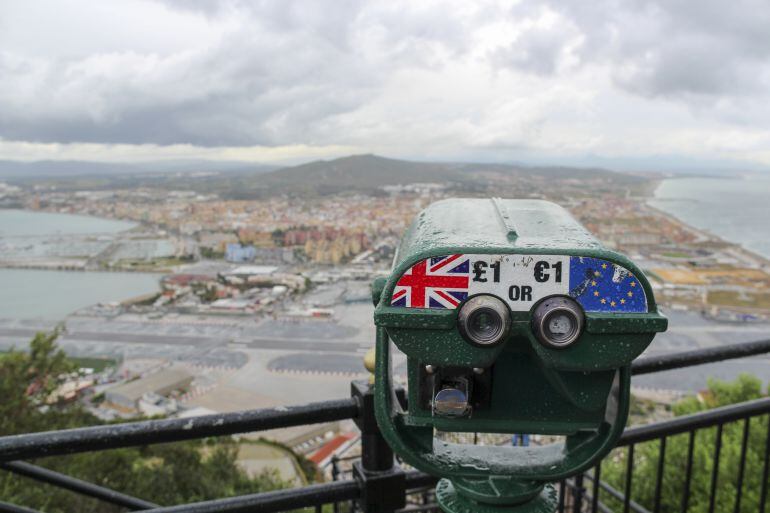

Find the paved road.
xmin=245 ymin=338 xmax=364 ymax=352
xmin=0 ymin=327 xmax=222 ymax=346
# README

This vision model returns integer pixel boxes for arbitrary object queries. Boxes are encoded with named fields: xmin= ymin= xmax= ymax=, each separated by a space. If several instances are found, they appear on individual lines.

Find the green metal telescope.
xmin=371 ymin=198 xmax=667 ymax=513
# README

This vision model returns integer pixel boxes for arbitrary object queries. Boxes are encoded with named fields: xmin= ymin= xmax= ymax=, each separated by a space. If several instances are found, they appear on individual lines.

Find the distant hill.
xmin=0 ymin=159 xmax=276 ymax=178
xmin=1 ymin=154 xmax=646 ymax=197
xmin=248 ymin=154 xmax=644 ymax=197
xmin=0 ymin=159 xmax=278 ymax=193
xmin=0 ymin=160 xmax=134 ymax=178
xmin=251 ymin=154 xmax=468 ymax=195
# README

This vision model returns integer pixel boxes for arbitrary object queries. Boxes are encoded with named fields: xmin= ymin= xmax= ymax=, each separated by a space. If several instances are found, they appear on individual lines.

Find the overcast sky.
xmin=1 ymin=0 xmax=770 ymax=170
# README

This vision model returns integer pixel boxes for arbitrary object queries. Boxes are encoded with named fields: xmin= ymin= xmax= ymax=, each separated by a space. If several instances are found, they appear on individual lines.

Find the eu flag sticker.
xmin=569 ymin=257 xmax=647 ymax=313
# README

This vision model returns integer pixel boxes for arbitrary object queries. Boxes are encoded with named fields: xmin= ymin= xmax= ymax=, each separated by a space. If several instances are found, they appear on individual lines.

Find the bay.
xmin=0 ymin=269 xmax=160 ymax=320
xmin=0 ymin=209 xmax=160 ymax=320
xmin=649 ymin=176 xmax=770 ymax=259
xmin=0 ymin=209 xmax=136 ymax=237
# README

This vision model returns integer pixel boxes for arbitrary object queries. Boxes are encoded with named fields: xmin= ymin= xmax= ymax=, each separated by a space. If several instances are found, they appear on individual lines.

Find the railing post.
xmin=331 ymin=456 xmax=340 ymax=513
xmin=571 ymin=473 xmax=585 ymax=513
xmin=351 ymin=380 xmax=405 ymax=513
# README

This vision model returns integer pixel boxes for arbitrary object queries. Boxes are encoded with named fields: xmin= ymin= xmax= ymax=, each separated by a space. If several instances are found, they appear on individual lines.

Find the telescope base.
xmin=436 ymin=479 xmax=558 ymax=513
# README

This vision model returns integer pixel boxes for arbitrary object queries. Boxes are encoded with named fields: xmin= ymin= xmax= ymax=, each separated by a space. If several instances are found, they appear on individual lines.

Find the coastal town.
xmin=1 ymin=158 xmax=769 ymax=482
xmin=1 ymin=161 xmax=767 ymax=320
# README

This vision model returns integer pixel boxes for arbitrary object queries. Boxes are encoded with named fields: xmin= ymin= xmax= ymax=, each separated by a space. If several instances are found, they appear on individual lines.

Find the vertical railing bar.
xmin=733 ymin=418 xmax=750 ymax=513
xmin=624 ymin=444 xmax=635 ymax=513
xmin=592 ymin=463 xmax=602 ymax=513
xmin=681 ymin=430 xmax=696 ymax=513
xmin=707 ymin=424 xmax=723 ymax=513
xmin=573 ymin=473 xmax=585 ymax=513
xmin=653 ymin=436 xmax=666 ymax=513
xmin=331 ymin=456 xmax=340 ymax=513
xmin=759 ymin=414 xmax=770 ymax=513
xmin=558 ymin=479 xmax=566 ymax=513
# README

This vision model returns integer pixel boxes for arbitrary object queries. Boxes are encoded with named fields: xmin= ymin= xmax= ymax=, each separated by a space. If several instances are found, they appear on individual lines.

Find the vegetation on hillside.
xmin=601 ymin=374 xmax=770 ymax=512
xmin=0 ymin=332 xmax=290 ymax=512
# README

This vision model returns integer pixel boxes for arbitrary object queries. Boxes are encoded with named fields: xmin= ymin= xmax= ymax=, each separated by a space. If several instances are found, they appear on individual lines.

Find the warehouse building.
xmin=104 ymin=368 xmax=193 ymax=412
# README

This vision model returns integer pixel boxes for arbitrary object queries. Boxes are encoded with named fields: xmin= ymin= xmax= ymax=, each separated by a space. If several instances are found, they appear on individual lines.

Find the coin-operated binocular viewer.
xmin=371 ymin=199 xmax=667 ymax=513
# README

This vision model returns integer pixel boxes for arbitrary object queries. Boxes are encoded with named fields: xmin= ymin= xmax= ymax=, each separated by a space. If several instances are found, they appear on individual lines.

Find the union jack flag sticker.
xmin=391 ymin=254 xmax=470 ymax=309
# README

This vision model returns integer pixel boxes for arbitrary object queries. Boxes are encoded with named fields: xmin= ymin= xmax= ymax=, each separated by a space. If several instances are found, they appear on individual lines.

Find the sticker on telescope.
xmin=390 ymin=254 xmax=647 ymax=313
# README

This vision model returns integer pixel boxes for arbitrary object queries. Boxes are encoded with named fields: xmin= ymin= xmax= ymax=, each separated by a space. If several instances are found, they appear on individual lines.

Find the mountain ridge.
xmin=1 ymin=154 xmax=645 ymax=197
xmin=0 ymin=159 xmax=277 ymax=178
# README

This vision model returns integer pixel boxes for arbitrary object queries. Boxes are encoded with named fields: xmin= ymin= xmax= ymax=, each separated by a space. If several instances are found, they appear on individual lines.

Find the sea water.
xmin=649 ymin=176 xmax=770 ymax=259
xmin=0 ymin=210 xmax=160 ymax=320
xmin=0 ymin=209 xmax=136 ymax=236
xmin=0 ymin=268 xmax=160 ymax=320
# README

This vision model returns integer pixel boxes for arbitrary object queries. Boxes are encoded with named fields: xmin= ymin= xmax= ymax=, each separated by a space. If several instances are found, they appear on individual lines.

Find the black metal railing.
xmin=0 ymin=338 xmax=769 ymax=513
xmin=554 ymin=337 xmax=770 ymax=513
xmin=559 ymin=396 xmax=770 ymax=513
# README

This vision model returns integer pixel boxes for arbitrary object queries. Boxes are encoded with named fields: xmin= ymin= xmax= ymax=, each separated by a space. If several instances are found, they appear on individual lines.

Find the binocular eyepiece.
xmin=457 ymin=294 xmax=585 ymax=349
xmin=456 ymin=295 xmax=510 ymax=346
xmin=531 ymin=296 xmax=584 ymax=348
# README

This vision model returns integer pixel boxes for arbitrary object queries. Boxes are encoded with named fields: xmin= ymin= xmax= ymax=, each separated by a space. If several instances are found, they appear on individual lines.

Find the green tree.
xmin=199 ymin=247 xmax=224 ymax=259
xmin=0 ymin=332 xmax=290 ymax=512
xmin=600 ymin=374 xmax=769 ymax=512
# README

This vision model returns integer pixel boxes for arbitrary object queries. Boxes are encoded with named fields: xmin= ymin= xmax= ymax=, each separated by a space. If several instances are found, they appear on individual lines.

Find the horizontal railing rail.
xmin=125 ymin=470 xmax=437 ymax=513
xmin=0 ymin=461 xmax=159 ymax=510
xmin=618 ymin=396 xmax=770 ymax=445
xmin=0 ymin=500 xmax=43 ymax=513
xmin=577 ymin=474 xmax=651 ymax=513
xmin=1 ymin=338 xmax=769 ymax=513
xmin=142 ymin=479 xmax=361 ymax=513
xmin=630 ymin=338 xmax=770 ymax=375
xmin=0 ymin=398 xmax=359 ymax=462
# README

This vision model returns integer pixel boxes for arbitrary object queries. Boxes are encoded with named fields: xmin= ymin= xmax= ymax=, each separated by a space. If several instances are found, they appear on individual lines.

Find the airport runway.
xmin=0 ymin=327 xmax=366 ymax=353
xmin=2 ymin=306 xmax=768 ymax=394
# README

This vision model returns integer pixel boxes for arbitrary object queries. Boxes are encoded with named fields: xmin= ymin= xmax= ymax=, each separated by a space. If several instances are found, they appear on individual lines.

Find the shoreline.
xmin=0 ymin=262 xmax=166 ymax=273
xmin=0 ymin=207 xmax=138 ymax=233
xmin=0 ymin=208 xmax=174 ymax=274
xmin=644 ymin=178 xmax=770 ymax=267
xmin=3 ymin=180 xmax=769 ymax=276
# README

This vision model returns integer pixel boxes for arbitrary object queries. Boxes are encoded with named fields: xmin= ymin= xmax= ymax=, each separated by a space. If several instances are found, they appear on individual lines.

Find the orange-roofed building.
xmin=307 ymin=433 xmax=356 ymax=468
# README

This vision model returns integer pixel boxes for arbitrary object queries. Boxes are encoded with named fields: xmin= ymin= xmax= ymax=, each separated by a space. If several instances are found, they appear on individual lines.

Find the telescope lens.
xmin=548 ymin=313 xmax=573 ymax=336
xmin=532 ymin=296 xmax=584 ymax=348
xmin=469 ymin=310 xmax=501 ymax=340
xmin=458 ymin=295 xmax=510 ymax=346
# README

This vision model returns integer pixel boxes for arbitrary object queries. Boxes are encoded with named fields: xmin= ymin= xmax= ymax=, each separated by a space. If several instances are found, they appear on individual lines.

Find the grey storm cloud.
xmin=0 ymin=2 xmax=383 ymax=146
xmin=1 ymin=0 xmax=769 ymax=148
xmin=0 ymin=0 xmax=474 ymax=147
xmin=502 ymin=0 xmax=770 ymax=99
